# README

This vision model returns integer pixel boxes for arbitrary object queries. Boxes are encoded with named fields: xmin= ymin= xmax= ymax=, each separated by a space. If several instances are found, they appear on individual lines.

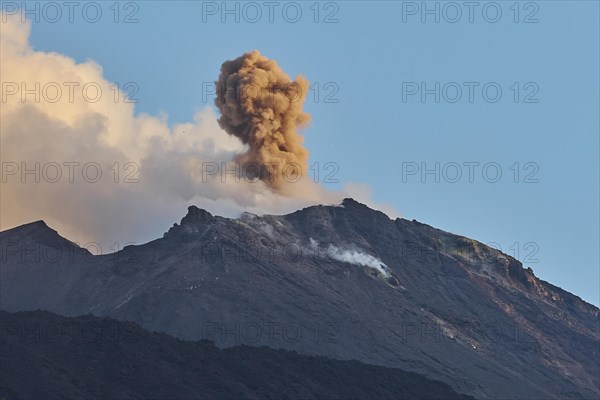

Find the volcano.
xmin=1 ymin=198 xmax=598 ymax=399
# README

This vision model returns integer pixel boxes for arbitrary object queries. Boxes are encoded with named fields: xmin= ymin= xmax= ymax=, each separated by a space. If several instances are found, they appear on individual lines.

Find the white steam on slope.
xmin=0 ymin=14 xmax=398 ymax=250
xmin=309 ymin=238 xmax=392 ymax=278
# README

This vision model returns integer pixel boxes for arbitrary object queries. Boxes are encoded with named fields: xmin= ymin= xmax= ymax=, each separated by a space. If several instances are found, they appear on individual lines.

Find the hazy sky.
xmin=3 ymin=1 xmax=599 ymax=305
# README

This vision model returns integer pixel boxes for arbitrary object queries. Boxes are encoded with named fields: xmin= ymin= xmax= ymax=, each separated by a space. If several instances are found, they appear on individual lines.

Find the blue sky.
xmin=12 ymin=1 xmax=600 ymax=305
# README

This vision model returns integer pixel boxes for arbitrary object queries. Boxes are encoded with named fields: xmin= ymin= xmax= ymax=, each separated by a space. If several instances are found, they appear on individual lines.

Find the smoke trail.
xmin=309 ymin=239 xmax=392 ymax=278
xmin=215 ymin=50 xmax=311 ymax=190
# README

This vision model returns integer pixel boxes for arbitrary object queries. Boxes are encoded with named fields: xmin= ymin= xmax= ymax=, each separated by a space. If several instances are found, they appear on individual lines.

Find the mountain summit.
xmin=1 ymin=199 xmax=598 ymax=399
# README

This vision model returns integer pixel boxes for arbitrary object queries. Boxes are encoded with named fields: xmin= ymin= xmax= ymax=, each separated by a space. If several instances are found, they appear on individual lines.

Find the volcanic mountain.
xmin=1 ymin=198 xmax=598 ymax=399
xmin=0 ymin=309 xmax=474 ymax=400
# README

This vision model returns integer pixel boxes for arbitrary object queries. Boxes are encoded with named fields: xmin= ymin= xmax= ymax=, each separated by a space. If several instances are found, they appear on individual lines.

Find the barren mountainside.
xmin=1 ymin=198 xmax=598 ymax=399
xmin=0 ymin=310 xmax=475 ymax=400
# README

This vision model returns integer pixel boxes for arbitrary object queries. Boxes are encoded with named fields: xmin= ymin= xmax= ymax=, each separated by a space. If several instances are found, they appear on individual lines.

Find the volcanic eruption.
xmin=215 ymin=50 xmax=311 ymax=191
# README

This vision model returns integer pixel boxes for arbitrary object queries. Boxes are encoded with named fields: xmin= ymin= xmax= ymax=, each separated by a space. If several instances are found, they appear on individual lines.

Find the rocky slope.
xmin=1 ymin=198 xmax=598 ymax=399
xmin=0 ymin=310 xmax=474 ymax=400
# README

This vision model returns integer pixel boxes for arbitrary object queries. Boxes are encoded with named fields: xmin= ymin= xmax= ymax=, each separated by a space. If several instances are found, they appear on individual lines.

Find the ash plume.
xmin=215 ymin=50 xmax=311 ymax=191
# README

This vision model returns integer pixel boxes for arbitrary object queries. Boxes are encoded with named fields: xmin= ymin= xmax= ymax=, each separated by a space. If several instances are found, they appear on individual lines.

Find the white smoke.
xmin=309 ymin=238 xmax=392 ymax=278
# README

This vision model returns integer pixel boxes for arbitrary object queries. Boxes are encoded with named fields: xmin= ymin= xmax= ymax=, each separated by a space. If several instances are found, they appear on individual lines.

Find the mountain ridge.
xmin=6 ymin=199 xmax=593 ymax=310
xmin=0 ymin=309 xmax=476 ymax=400
xmin=1 ymin=198 xmax=598 ymax=399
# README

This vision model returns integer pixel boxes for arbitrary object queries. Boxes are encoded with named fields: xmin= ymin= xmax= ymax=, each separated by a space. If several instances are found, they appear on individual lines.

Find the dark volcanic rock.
xmin=1 ymin=199 xmax=598 ymax=399
xmin=0 ymin=310 xmax=474 ymax=400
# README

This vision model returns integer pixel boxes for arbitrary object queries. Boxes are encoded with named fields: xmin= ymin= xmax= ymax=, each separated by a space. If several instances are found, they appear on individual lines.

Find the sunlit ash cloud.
xmin=215 ymin=50 xmax=311 ymax=192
